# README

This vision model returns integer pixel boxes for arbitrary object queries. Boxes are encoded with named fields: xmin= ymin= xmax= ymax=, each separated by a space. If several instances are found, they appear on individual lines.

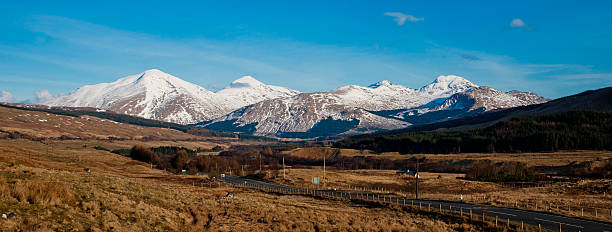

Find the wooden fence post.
xmin=539 ymin=224 xmax=541 ymax=232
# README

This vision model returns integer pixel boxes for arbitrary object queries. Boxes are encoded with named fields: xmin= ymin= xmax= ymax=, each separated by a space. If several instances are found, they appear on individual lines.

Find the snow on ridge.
xmin=45 ymin=69 xmax=547 ymax=137
xmin=45 ymin=69 xmax=300 ymax=124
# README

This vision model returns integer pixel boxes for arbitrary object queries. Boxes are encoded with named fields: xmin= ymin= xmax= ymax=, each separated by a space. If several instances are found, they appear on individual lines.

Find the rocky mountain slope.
xmin=332 ymin=75 xmax=478 ymax=111
xmin=41 ymin=69 xmax=548 ymax=138
xmin=200 ymin=92 xmax=410 ymax=138
xmin=43 ymin=69 xmax=299 ymax=124
xmin=201 ymin=75 xmax=548 ymax=137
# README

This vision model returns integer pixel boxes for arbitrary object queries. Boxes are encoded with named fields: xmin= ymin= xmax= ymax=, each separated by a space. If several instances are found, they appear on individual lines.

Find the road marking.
xmin=534 ymin=218 xmax=583 ymax=228
xmin=489 ymin=211 xmax=517 ymax=217
xmin=227 ymin=177 xmax=612 ymax=229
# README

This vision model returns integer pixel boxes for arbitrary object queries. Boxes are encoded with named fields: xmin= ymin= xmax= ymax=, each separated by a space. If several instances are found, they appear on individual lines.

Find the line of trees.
xmin=335 ymin=111 xmax=612 ymax=154
xmin=465 ymin=160 xmax=545 ymax=182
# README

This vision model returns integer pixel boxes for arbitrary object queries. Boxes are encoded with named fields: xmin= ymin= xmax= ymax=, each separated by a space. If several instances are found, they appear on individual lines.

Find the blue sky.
xmin=1 ymin=0 xmax=611 ymax=102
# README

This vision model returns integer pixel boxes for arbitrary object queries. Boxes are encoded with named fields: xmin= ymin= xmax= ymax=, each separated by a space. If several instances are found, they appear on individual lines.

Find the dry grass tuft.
xmin=11 ymin=179 xmax=74 ymax=205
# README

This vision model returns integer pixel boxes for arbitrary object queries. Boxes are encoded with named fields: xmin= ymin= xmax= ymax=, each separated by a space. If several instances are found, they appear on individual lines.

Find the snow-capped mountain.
xmin=42 ymin=69 xmax=547 ymax=138
xmin=215 ymin=76 xmax=300 ymax=110
xmin=201 ymin=92 xmax=410 ymax=137
xmin=391 ymin=86 xmax=549 ymax=124
xmin=332 ymin=75 xmax=479 ymax=111
xmin=43 ymin=69 xmax=299 ymax=124
xmin=201 ymin=75 xmax=547 ymax=137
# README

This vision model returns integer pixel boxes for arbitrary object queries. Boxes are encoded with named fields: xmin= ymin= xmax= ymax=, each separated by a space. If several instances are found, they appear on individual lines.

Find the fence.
xmin=227 ymin=181 xmax=552 ymax=232
xmin=286 ymin=182 xmax=612 ymax=224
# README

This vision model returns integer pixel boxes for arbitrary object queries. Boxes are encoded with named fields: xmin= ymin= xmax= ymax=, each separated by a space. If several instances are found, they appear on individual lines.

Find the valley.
xmin=0 ymin=104 xmax=610 ymax=231
xmin=2 ymin=3 xmax=611 ymax=231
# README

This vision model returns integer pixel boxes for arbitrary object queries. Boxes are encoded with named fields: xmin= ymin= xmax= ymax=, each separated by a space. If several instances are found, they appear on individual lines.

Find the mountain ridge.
xmin=43 ymin=69 xmax=299 ymax=124
xmin=39 ymin=69 xmax=549 ymax=138
xmin=203 ymin=75 xmax=547 ymax=138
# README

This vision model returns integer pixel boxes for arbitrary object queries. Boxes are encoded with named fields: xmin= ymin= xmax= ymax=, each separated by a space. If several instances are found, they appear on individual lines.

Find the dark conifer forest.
xmin=334 ymin=111 xmax=612 ymax=154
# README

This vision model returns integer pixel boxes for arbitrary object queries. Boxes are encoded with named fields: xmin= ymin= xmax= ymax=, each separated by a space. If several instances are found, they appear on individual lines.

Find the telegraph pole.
xmin=415 ymin=158 xmax=419 ymax=200
xmin=323 ymin=153 xmax=326 ymax=187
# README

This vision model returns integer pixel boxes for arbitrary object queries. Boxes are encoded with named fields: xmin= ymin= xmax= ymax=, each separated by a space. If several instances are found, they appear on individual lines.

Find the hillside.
xmin=0 ymin=105 xmax=205 ymax=141
xmin=43 ymin=69 xmax=299 ymax=124
xmin=335 ymin=110 xmax=612 ymax=153
xmin=374 ymin=86 xmax=612 ymax=135
xmin=201 ymin=75 xmax=546 ymax=138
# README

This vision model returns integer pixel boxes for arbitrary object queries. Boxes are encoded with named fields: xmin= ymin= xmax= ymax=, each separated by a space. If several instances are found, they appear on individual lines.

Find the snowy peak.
xmin=368 ymin=80 xmax=393 ymax=88
xmin=431 ymin=75 xmax=477 ymax=88
xmin=215 ymin=75 xmax=299 ymax=110
xmin=419 ymin=75 xmax=478 ymax=96
xmin=229 ymin=76 xmax=265 ymax=88
xmin=134 ymin=69 xmax=175 ymax=83
xmin=434 ymin=75 xmax=469 ymax=83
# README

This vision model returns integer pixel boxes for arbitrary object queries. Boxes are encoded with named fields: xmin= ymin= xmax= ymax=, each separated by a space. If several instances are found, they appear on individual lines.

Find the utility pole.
xmin=282 ymin=155 xmax=286 ymax=179
xmin=323 ymin=153 xmax=326 ymax=187
xmin=415 ymin=158 xmax=419 ymax=200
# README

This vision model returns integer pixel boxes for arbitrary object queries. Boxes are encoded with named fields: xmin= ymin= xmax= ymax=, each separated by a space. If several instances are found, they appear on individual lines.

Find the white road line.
xmin=503 ymin=208 xmax=612 ymax=226
xmin=489 ymin=211 xmax=517 ymax=217
xmin=534 ymin=217 xmax=583 ymax=228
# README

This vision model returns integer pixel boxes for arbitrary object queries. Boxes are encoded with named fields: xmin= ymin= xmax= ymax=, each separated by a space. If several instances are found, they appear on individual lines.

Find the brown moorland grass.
xmin=0 ymin=138 xmax=492 ymax=231
xmin=0 ymin=106 xmax=206 ymax=140
xmin=264 ymin=168 xmax=612 ymax=223
xmin=284 ymin=147 xmax=612 ymax=167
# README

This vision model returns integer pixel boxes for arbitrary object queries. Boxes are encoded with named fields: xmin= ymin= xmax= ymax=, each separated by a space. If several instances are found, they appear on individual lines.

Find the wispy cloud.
xmin=384 ymin=12 xmax=423 ymax=26
xmin=460 ymin=54 xmax=481 ymax=61
xmin=0 ymin=91 xmax=13 ymax=102
xmin=34 ymin=89 xmax=55 ymax=103
xmin=510 ymin=18 xmax=526 ymax=28
xmin=509 ymin=18 xmax=534 ymax=31
xmin=1 ymin=15 xmax=607 ymax=100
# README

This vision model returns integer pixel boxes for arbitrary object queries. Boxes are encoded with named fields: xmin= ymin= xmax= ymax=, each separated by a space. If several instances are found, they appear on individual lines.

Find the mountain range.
xmin=42 ymin=69 xmax=298 ymax=124
xmin=40 ymin=69 xmax=549 ymax=138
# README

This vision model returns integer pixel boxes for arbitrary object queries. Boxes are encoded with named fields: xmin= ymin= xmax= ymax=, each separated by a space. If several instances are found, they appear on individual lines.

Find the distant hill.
xmin=370 ymin=86 xmax=612 ymax=135
xmin=200 ymin=75 xmax=547 ymax=138
xmin=334 ymin=87 xmax=612 ymax=153
xmin=0 ymin=103 xmax=275 ymax=141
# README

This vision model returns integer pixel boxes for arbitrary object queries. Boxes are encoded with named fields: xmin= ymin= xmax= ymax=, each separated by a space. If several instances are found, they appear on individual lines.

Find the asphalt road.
xmin=221 ymin=175 xmax=612 ymax=232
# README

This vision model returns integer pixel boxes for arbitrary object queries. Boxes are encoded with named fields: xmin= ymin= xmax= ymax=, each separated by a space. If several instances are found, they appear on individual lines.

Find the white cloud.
xmin=384 ymin=12 xmax=423 ymax=26
xmin=0 ymin=91 xmax=13 ymax=102
xmin=510 ymin=18 xmax=526 ymax=28
xmin=34 ymin=89 xmax=55 ymax=103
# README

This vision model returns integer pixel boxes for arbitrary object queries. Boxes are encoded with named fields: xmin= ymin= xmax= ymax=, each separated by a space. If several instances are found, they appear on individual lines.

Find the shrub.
xmin=172 ymin=150 xmax=190 ymax=171
xmin=130 ymin=145 xmax=160 ymax=165
xmin=465 ymin=160 xmax=542 ymax=182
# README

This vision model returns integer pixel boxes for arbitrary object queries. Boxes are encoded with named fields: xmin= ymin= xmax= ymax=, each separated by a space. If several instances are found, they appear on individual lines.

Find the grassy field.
xmin=283 ymin=147 xmax=612 ymax=167
xmin=0 ymin=138 xmax=494 ymax=231
xmin=0 ymin=105 xmax=606 ymax=230
xmin=263 ymin=167 xmax=612 ymax=223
